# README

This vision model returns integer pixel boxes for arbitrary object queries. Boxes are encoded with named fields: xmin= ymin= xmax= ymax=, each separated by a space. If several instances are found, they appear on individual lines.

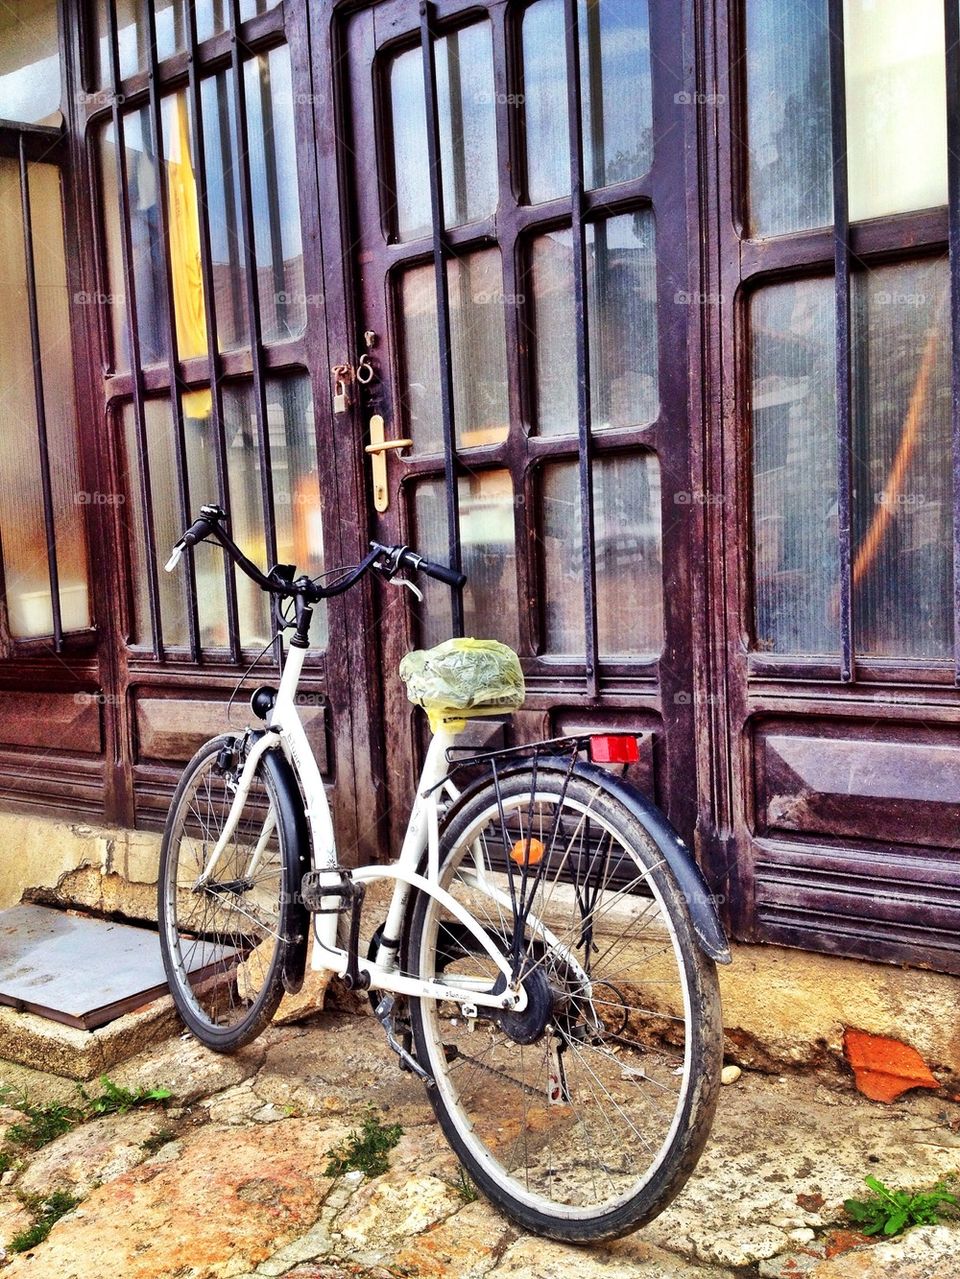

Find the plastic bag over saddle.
xmin=398 ymin=637 xmax=525 ymax=731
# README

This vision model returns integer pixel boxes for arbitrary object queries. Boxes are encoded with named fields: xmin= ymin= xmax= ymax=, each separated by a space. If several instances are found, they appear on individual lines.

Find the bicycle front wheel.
xmin=406 ymin=769 xmax=722 ymax=1242
xmin=158 ymin=734 xmax=305 ymax=1052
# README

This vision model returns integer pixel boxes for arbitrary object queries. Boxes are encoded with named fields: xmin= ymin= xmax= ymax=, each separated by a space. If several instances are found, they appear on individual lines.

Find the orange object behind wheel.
xmin=510 ymin=837 xmax=544 ymax=867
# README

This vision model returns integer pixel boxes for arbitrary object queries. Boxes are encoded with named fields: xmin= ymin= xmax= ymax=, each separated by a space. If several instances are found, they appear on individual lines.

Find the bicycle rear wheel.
xmin=158 ymin=734 xmax=305 ymax=1051
xmin=406 ymin=768 xmax=722 ymax=1242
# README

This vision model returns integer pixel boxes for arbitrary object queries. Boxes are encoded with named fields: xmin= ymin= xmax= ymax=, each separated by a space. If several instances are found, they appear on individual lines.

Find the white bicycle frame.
xmin=196 ymin=640 xmax=538 ymax=1014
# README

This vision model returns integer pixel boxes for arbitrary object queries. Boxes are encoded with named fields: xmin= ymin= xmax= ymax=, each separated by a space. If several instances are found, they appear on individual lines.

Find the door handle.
xmin=365 ymin=413 xmax=411 ymax=512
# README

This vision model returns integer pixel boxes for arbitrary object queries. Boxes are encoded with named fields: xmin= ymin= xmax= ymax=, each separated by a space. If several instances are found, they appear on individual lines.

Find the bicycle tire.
xmin=158 ymin=734 xmax=305 ymax=1052
xmin=405 ymin=767 xmax=722 ymax=1242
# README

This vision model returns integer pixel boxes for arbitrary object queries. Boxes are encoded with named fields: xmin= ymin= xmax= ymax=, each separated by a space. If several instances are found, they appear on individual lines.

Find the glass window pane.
xmin=390 ymin=23 xmax=498 ymax=240
xmin=751 ymin=280 xmax=838 ymax=655
xmin=844 ymin=0 xmax=947 ymax=221
xmin=244 ymin=46 xmax=308 ymax=343
xmin=223 ymin=376 xmax=326 ymax=650
xmin=0 ymin=0 xmax=61 ymax=125
xmin=181 ymin=388 xmax=227 ymax=648
xmin=531 ymin=212 xmax=658 ymax=435
xmin=122 ymin=399 xmax=187 ymax=648
xmin=0 ymin=161 xmax=90 ymax=639
xmin=96 ymin=0 xmax=282 ymax=79
xmin=161 ymin=92 xmax=207 ymax=360
xmin=399 ymin=250 xmax=509 ymax=453
xmin=196 ymin=0 xmax=281 ymax=41
xmin=125 ymin=379 xmax=324 ymax=652
xmin=522 ymin=0 xmax=652 ymax=205
xmin=153 ymin=1 xmax=188 ymax=62
xmin=413 ymin=471 xmax=518 ymax=650
xmin=851 ymin=260 xmax=952 ymax=659
xmin=97 ymin=119 xmax=129 ymax=372
xmin=96 ymin=0 xmax=142 ymax=84
xmin=101 ymin=107 xmax=167 ymax=369
xmin=745 ymin=0 xmax=832 ymax=238
xmin=542 ymin=455 xmax=662 ymax=658
xmin=201 ymin=68 xmax=248 ymax=351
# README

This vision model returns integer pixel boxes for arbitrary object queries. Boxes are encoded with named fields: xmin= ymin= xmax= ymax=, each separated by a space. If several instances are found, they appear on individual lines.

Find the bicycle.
xmin=158 ymin=503 xmax=729 ymax=1242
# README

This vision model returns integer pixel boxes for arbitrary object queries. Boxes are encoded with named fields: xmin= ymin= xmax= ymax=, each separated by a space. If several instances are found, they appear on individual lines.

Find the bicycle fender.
xmin=501 ymin=756 xmax=731 ymax=965
xmin=254 ymin=735 xmax=312 ymax=993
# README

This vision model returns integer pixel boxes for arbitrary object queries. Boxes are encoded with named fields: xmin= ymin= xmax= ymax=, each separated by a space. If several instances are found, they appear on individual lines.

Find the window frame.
xmin=736 ymin=0 xmax=958 ymax=687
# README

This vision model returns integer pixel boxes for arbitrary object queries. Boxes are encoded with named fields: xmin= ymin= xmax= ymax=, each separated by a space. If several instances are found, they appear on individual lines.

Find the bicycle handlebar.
xmin=165 ymin=505 xmax=466 ymax=599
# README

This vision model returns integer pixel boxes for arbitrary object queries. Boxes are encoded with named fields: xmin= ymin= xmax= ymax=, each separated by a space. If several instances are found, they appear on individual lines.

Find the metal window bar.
xmin=106 ymin=0 xmax=164 ymax=658
xmin=142 ymin=0 xmax=201 ymax=661
xmin=562 ymin=0 xmax=600 ymax=697
xmin=185 ymin=1 xmax=242 ymax=661
xmin=419 ymin=1 xmax=464 ymax=636
xmin=945 ymin=0 xmax=960 ymax=684
xmin=18 ymin=136 xmax=63 ymax=651
xmin=827 ymin=0 xmax=854 ymax=683
xmin=228 ymin=0 xmax=281 ymax=662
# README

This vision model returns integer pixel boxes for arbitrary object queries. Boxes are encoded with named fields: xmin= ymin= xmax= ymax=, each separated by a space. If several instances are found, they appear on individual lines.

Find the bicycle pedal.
xmin=300 ymin=869 xmax=358 ymax=915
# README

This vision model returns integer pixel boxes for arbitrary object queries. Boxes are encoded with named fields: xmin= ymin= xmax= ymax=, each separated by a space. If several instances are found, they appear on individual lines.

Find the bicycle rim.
xmin=159 ymin=738 xmax=291 ymax=1045
xmin=407 ymin=771 xmax=720 ymax=1238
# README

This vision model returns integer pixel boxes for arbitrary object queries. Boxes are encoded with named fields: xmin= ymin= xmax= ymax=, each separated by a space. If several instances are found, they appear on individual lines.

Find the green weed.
xmin=844 ymin=1175 xmax=958 ymax=1237
xmin=9 ymin=1190 xmax=80 ymax=1253
xmin=324 ymin=1109 xmax=403 ymax=1179
xmin=453 ymin=1165 xmax=479 ymax=1204
xmin=78 ymin=1076 xmax=171 ymax=1117
xmin=0 ymin=1075 xmax=170 ymax=1154
xmin=0 ymin=1090 xmax=82 ymax=1151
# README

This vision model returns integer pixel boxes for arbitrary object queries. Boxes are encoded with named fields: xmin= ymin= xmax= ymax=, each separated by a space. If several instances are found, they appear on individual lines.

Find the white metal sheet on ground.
xmin=0 ymin=904 xmax=235 ymax=1030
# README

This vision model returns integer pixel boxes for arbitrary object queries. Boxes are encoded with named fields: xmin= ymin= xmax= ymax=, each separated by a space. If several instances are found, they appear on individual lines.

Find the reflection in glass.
xmin=390 ymin=23 xmax=498 ymax=240
xmin=400 ymin=250 xmax=509 ymax=452
xmin=745 ymin=0 xmax=832 ymax=237
xmin=522 ymin=0 xmax=653 ymax=204
xmin=751 ymin=280 xmax=838 ymax=655
xmin=200 ymin=70 xmax=248 ymax=351
xmin=851 ymin=260 xmax=951 ymax=658
xmin=413 ymin=471 xmax=518 ymax=650
xmin=161 ymin=94 xmax=207 ymax=360
xmin=101 ymin=108 xmax=167 ymax=369
xmin=542 ymin=455 xmax=662 ymax=658
xmin=844 ymin=0 xmax=947 ymax=222
xmin=244 ymin=47 xmax=307 ymax=342
xmin=531 ymin=212 xmax=658 ymax=434
xmin=0 ymin=161 xmax=89 ymax=638
xmin=0 ymin=0 xmax=61 ymax=125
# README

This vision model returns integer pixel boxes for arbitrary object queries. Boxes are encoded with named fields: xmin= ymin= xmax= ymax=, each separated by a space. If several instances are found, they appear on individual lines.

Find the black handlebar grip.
xmin=416 ymin=557 xmax=467 ymax=589
xmin=182 ymin=516 xmax=215 ymax=547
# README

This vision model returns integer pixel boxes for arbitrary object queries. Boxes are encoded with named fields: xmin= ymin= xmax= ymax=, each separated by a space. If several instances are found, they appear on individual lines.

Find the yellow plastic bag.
xmin=399 ymin=638 xmax=525 ymax=732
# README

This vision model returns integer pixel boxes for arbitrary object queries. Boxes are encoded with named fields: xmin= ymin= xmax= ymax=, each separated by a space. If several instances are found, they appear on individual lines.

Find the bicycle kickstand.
xmin=374 ymin=994 xmax=433 ymax=1085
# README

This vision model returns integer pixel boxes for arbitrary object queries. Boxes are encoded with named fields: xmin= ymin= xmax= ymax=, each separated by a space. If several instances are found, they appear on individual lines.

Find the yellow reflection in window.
xmin=165 ymin=93 xmax=211 ymax=413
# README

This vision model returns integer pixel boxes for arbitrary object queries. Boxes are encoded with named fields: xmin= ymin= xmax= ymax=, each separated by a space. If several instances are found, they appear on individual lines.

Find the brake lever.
xmin=165 ymin=542 xmax=185 ymax=573
xmin=389 ymin=573 xmax=423 ymax=602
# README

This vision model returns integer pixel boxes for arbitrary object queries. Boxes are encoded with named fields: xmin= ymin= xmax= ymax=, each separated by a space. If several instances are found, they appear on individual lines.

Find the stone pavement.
xmin=0 ymin=1008 xmax=958 ymax=1278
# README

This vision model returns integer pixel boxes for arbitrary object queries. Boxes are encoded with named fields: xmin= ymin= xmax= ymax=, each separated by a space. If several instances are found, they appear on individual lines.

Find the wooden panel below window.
xmin=753 ymin=837 xmax=960 ymax=974
xmin=134 ymin=695 xmax=330 ymax=772
xmin=0 ymin=751 xmax=105 ymax=819
xmin=0 ymin=691 xmax=101 ymax=754
xmin=754 ymin=718 xmax=960 ymax=850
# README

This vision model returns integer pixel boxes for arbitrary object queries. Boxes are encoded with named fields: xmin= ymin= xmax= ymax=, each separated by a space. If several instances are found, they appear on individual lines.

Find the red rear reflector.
xmin=589 ymin=734 xmax=640 ymax=764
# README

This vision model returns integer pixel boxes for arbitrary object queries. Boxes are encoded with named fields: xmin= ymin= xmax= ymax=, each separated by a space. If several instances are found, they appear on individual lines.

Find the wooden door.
xmin=320 ymin=0 xmax=708 ymax=863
